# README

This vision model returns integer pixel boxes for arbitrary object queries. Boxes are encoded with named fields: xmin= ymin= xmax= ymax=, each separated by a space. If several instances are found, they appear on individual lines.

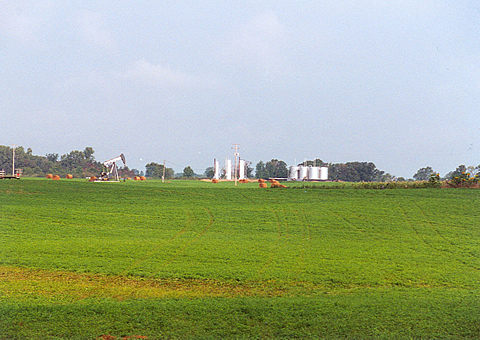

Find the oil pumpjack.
xmin=100 ymin=154 xmax=126 ymax=181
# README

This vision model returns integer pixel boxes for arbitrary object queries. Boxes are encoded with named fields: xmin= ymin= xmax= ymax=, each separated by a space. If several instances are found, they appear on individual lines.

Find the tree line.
xmin=2 ymin=145 xmax=475 ymax=182
xmin=0 ymin=145 xmax=140 ymax=178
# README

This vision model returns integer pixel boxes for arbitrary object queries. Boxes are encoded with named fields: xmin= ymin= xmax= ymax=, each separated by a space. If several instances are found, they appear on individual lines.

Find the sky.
xmin=1 ymin=1 xmax=479 ymax=178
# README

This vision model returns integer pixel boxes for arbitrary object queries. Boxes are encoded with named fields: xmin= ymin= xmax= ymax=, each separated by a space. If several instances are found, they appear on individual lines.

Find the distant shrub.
xmin=445 ymin=171 xmax=479 ymax=188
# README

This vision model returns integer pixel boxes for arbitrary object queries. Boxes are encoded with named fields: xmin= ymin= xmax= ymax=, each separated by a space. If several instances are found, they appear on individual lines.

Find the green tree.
xmin=145 ymin=162 xmax=174 ymax=179
xmin=413 ymin=166 xmax=435 ymax=181
xmin=265 ymin=159 xmax=288 ymax=178
xmin=183 ymin=166 xmax=195 ymax=178
xmin=255 ymin=161 xmax=268 ymax=179
xmin=204 ymin=167 xmax=214 ymax=179
xmin=329 ymin=162 xmax=383 ymax=182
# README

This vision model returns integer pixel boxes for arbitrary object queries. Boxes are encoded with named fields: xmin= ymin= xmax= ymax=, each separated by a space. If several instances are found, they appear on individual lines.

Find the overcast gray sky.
xmin=1 ymin=1 xmax=479 ymax=177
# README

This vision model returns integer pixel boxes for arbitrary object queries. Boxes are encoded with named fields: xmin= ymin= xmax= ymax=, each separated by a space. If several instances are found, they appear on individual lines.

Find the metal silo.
xmin=308 ymin=166 xmax=320 ymax=180
xmin=225 ymin=159 xmax=232 ymax=180
xmin=289 ymin=166 xmax=299 ymax=180
xmin=320 ymin=166 xmax=329 ymax=180
xmin=299 ymin=166 xmax=308 ymax=180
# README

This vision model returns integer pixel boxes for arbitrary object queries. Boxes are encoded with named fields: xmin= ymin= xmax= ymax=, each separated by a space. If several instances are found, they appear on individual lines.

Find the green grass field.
xmin=1 ymin=179 xmax=480 ymax=339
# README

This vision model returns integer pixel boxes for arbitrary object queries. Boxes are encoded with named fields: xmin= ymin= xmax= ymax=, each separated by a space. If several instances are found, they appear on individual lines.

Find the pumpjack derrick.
xmin=100 ymin=154 xmax=126 ymax=181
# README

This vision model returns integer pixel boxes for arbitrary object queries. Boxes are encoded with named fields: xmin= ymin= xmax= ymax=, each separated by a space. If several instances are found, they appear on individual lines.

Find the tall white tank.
xmin=299 ymin=166 xmax=308 ymax=180
xmin=289 ymin=166 xmax=299 ymax=180
xmin=213 ymin=159 xmax=220 ymax=179
xmin=225 ymin=159 xmax=232 ymax=180
xmin=320 ymin=166 xmax=328 ymax=180
xmin=239 ymin=159 xmax=245 ymax=179
xmin=308 ymin=166 xmax=320 ymax=180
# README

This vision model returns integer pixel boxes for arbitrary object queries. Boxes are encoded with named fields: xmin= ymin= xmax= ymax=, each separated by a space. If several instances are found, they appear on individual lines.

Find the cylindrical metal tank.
xmin=320 ymin=166 xmax=329 ymax=180
xmin=308 ymin=166 xmax=320 ymax=180
xmin=214 ymin=159 xmax=220 ymax=179
xmin=239 ymin=159 xmax=245 ymax=179
xmin=289 ymin=166 xmax=299 ymax=180
xmin=225 ymin=159 xmax=232 ymax=180
xmin=299 ymin=166 xmax=308 ymax=180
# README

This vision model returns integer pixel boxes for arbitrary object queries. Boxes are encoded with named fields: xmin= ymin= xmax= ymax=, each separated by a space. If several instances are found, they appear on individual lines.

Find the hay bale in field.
xmin=259 ymin=183 xmax=267 ymax=188
xmin=270 ymin=183 xmax=279 ymax=188
xmin=66 ymin=174 xmax=73 ymax=179
xmin=52 ymin=175 xmax=60 ymax=181
xmin=134 ymin=176 xmax=141 ymax=181
xmin=46 ymin=174 xmax=53 ymax=179
xmin=89 ymin=176 xmax=97 ymax=182
xmin=279 ymin=184 xmax=287 ymax=188
xmin=212 ymin=179 xmax=219 ymax=183
xmin=258 ymin=179 xmax=265 ymax=183
xmin=140 ymin=176 xmax=146 ymax=181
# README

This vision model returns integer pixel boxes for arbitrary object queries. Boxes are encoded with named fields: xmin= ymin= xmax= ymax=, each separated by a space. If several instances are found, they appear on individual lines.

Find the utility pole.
xmin=232 ymin=144 xmax=239 ymax=186
xmin=11 ymin=144 xmax=16 ymax=176
xmin=162 ymin=159 xmax=166 ymax=183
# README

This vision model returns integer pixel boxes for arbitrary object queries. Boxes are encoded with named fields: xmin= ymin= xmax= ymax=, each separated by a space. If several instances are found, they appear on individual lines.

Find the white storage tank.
xmin=320 ymin=166 xmax=328 ymax=181
xmin=214 ymin=159 xmax=220 ymax=179
xmin=299 ymin=166 xmax=308 ymax=180
xmin=225 ymin=159 xmax=232 ymax=180
xmin=239 ymin=159 xmax=245 ymax=179
xmin=308 ymin=166 xmax=320 ymax=180
xmin=289 ymin=166 xmax=299 ymax=180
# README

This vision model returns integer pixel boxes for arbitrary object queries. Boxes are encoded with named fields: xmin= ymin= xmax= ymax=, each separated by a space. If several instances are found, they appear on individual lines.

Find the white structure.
xmin=289 ymin=166 xmax=299 ymax=180
xmin=288 ymin=165 xmax=328 ymax=181
xmin=225 ymin=159 xmax=232 ymax=180
xmin=239 ymin=159 xmax=245 ymax=179
xmin=308 ymin=166 xmax=320 ymax=180
xmin=320 ymin=166 xmax=329 ymax=180
xmin=101 ymin=154 xmax=126 ymax=181
xmin=213 ymin=159 xmax=220 ymax=180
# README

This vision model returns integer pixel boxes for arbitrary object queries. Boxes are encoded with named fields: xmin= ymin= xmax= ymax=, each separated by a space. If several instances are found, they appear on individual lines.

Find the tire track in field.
xmin=119 ymin=208 xmax=194 ymax=276
xmin=413 ymin=202 xmax=479 ymax=260
xmin=397 ymin=203 xmax=479 ymax=271
xmin=326 ymin=207 xmax=368 ymax=234
xmin=147 ymin=207 xmax=215 ymax=278
xmin=289 ymin=209 xmax=312 ymax=280
xmin=255 ymin=208 xmax=286 ymax=278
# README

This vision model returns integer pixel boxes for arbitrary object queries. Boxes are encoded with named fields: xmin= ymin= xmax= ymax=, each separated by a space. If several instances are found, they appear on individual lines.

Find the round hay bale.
xmin=140 ymin=176 xmax=146 ymax=181
xmin=46 ymin=174 xmax=53 ymax=179
xmin=134 ymin=176 xmax=140 ymax=181
xmin=280 ymin=184 xmax=287 ymax=188
xmin=89 ymin=176 xmax=97 ymax=182
xmin=66 ymin=174 xmax=73 ymax=179
xmin=52 ymin=175 xmax=60 ymax=181
xmin=212 ymin=179 xmax=219 ymax=183
xmin=259 ymin=183 xmax=267 ymax=188
xmin=258 ymin=179 xmax=265 ymax=183
xmin=270 ymin=183 xmax=279 ymax=188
